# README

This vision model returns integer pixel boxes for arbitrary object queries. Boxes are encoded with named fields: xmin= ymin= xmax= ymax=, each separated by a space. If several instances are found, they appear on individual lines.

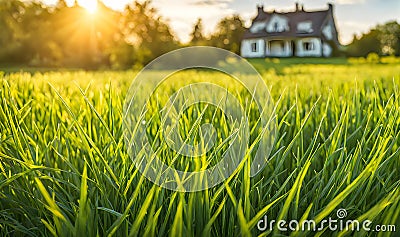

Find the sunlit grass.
xmin=0 ymin=61 xmax=399 ymax=236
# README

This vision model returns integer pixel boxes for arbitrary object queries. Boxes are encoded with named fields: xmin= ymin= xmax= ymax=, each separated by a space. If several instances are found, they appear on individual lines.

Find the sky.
xmin=42 ymin=0 xmax=400 ymax=45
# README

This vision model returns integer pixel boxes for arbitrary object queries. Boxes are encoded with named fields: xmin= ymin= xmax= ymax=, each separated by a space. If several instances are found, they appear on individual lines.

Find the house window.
xmin=250 ymin=22 xmax=266 ymax=33
xmin=303 ymin=42 xmax=314 ymax=51
xmin=297 ymin=21 xmax=313 ymax=33
xmin=273 ymin=22 xmax=279 ymax=32
xmin=251 ymin=42 xmax=258 ymax=52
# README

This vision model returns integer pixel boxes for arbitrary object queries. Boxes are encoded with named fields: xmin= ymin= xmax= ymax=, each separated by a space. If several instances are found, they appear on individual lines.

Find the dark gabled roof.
xmin=243 ymin=5 xmax=334 ymax=39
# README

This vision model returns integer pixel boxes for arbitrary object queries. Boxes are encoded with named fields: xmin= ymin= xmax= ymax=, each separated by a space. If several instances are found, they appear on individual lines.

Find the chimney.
xmin=295 ymin=2 xmax=299 ymax=11
xmin=257 ymin=5 xmax=264 ymax=15
xmin=328 ymin=3 xmax=333 ymax=12
xmin=301 ymin=4 xmax=304 ymax=11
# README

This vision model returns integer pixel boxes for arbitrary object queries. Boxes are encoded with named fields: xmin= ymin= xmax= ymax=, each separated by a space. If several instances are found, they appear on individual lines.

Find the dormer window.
xmin=250 ymin=22 xmax=267 ymax=33
xmin=297 ymin=21 xmax=313 ymax=33
xmin=269 ymin=21 xmax=285 ymax=32
xmin=266 ymin=15 xmax=289 ymax=33
xmin=273 ymin=22 xmax=278 ymax=32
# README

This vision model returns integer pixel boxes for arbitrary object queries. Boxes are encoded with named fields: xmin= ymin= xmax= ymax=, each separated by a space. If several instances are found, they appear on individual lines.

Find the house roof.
xmin=243 ymin=4 xmax=335 ymax=40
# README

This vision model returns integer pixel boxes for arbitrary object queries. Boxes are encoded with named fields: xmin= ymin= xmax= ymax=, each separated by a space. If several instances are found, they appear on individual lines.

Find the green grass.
xmin=0 ymin=60 xmax=400 ymax=236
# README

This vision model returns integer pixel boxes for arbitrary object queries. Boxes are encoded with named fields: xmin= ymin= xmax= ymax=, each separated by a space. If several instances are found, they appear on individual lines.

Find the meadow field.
xmin=0 ymin=58 xmax=400 ymax=236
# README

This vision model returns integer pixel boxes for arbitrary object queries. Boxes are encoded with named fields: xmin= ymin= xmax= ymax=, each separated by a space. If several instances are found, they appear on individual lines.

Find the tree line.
xmin=0 ymin=0 xmax=245 ymax=69
xmin=346 ymin=21 xmax=400 ymax=57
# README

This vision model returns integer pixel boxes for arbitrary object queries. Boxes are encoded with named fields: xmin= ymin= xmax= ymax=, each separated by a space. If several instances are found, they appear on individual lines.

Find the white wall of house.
xmin=266 ymin=15 xmax=289 ymax=33
xmin=241 ymin=39 xmax=265 ymax=58
xmin=295 ymin=38 xmax=322 ymax=57
xmin=266 ymin=40 xmax=292 ymax=57
xmin=240 ymin=38 xmax=332 ymax=58
xmin=322 ymin=24 xmax=333 ymax=40
xmin=322 ymin=42 xmax=332 ymax=57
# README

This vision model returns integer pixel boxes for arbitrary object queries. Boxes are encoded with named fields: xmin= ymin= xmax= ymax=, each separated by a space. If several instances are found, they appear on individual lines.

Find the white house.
xmin=241 ymin=3 xmax=340 ymax=58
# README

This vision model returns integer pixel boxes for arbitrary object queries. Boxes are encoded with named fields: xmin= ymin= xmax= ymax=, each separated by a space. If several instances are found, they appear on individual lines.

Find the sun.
xmin=80 ymin=0 xmax=98 ymax=14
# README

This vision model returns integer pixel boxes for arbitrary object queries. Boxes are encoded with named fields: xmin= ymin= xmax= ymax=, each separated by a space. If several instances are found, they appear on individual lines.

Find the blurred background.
xmin=0 ymin=0 xmax=399 ymax=70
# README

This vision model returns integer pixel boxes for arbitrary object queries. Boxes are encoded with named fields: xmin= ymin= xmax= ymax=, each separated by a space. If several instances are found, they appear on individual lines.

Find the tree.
xmin=190 ymin=18 xmax=206 ymax=45
xmin=0 ymin=0 xmax=180 ymax=68
xmin=347 ymin=21 xmax=400 ymax=57
xmin=377 ymin=21 xmax=400 ymax=56
xmin=119 ymin=1 xmax=178 ymax=67
xmin=347 ymin=30 xmax=381 ymax=57
xmin=0 ymin=0 xmax=30 ymax=64
xmin=210 ymin=15 xmax=246 ymax=54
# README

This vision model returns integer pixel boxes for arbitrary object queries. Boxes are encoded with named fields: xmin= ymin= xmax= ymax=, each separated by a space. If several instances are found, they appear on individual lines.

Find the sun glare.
xmin=80 ymin=0 xmax=98 ymax=14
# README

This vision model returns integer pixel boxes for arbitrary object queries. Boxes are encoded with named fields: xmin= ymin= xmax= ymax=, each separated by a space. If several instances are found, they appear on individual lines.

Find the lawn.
xmin=0 ymin=58 xmax=399 ymax=236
